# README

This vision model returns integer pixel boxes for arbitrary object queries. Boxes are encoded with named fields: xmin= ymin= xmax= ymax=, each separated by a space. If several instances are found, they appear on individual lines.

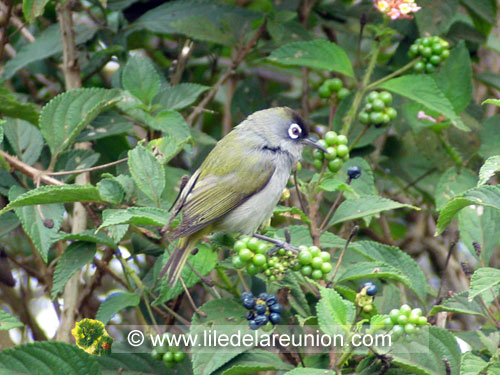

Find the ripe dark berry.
xmin=347 ymin=166 xmax=362 ymax=180
xmin=255 ymin=303 xmax=267 ymax=315
xmin=249 ymin=320 xmax=259 ymax=330
xmin=246 ymin=311 xmax=255 ymax=321
xmin=269 ymin=312 xmax=281 ymax=324
xmin=266 ymin=295 xmax=277 ymax=306
xmin=254 ymin=314 xmax=269 ymax=326
xmin=258 ymin=293 xmax=269 ymax=301
xmin=269 ymin=303 xmax=282 ymax=314
xmin=362 ymin=281 xmax=377 ymax=296
xmin=241 ymin=292 xmax=253 ymax=302
xmin=242 ymin=297 xmax=256 ymax=310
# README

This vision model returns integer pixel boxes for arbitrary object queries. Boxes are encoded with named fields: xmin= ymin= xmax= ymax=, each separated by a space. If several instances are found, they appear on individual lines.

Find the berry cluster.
xmin=318 ymin=78 xmax=350 ymax=100
xmin=241 ymin=292 xmax=282 ymax=330
xmin=409 ymin=36 xmax=450 ymax=74
xmin=355 ymin=281 xmax=378 ymax=313
xmin=384 ymin=304 xmax=428 ymax=339
xmin=151 ymin=347 xmax=186 ymax=369
xmin=292 ymin=246 xmax=332 ymax=280
xmin=232 ymin=237 xmax=270 ymax=277
xmin=312 ymin=131 xmax=349 ymax=173
xmin=358 ymin=91 xmax=397 ymax=128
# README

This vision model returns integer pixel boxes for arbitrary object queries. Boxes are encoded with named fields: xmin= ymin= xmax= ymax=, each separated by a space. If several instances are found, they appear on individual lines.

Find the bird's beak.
xmin=303 ymin=137 xmax=327 ymax=152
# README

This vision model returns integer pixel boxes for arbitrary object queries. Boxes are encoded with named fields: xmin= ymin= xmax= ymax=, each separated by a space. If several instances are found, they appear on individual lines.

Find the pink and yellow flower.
xmin=374 ymin=0 xmax=421 ymax=20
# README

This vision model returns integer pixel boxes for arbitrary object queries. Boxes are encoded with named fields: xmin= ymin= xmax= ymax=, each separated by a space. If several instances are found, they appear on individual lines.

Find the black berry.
xmin=347 ymin=166 xmax=362 ymax=180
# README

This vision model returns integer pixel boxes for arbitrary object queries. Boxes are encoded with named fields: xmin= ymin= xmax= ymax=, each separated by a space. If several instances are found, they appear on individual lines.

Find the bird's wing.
xmin=169 ymin=151 xmax=275 ymax=239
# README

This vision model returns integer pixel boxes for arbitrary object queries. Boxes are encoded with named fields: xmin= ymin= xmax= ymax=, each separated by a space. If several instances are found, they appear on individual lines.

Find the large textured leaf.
xmin=53 ymin=149 xmax=100 ymax=182
xmin=378 ymin=75 xmax=468 ymax=131
xmin=430 ymin=291 xmax=485 ymax=318
xmin=51 ymin=242 xmax=97 ymax=298
xmin=283 ymin=370 xmax=336 ymax=375
xmin=415 ymin=0 xmax=458 ymax=35
xmin=52 ymin=230 xmax=116 ymax=248
xmin=122 ymin=56 xmax=160 ymax=106
xmin=0 ymin=341 xmax=100 ymax=375
xmin=478 ymin=155 xmax=500 ymax=186
xmin=76 ymin=112 xmax=134 ymax=142
xmin=340 ymin=157 xmax=377 ymax=198
xmin=0 ymin=185 xmax=103 ymax=217
xmin=155 ymin=110 xmax=191 ymax=142
xmin=479 ymin=115 xmax=500 ymax=158
xmin=0 ymin=310 xmax=23 ymax=330
xmin=40 ymin=88 xmax=122 ymax=157
xmin=9 ymin=186 xmax=64 ymax=262
xmin=435 ymin=167 xmax=477 ymax=211
xmin=468 ymin=267 xmax=500 ymax=301
xmin=0 ymin=84 xmax=39 ymax=125
xmin=128 ymin=145 xmax=165 ymax=206
xmin=328 ymin=196 xmax=418 ymax=227
xmin=1 ymin=24 xmax=96 ymax=81
xmin=436 ymin=185 xmax=500 ymax=235
xmin=98 ymin=353 xmax=190 ymax=375
xmin=336 ymin=261 xmax=411 ymax=287
xmin=22 ymin=0 xmax=50 ymax=23
xmin=96 ymin=292 xmax=141 ymax=324
xmin=99 ymin=207 xmax=169 ymax=230
xmin=220 ymin=350 xmax=293 ymax=375
xmin=268 ymin=39 xmax=354 ymax=77
xmin=316 ymin=287 xmax=355 ymax=336
xmin=3 ymin=118 xmax=44 ymax=165
xmin=460 ymin=352 xmax=489 ymax=375
xmin=461 ymin=0 xmax=497 ymax=25
xmin=97 ymin=178 xmax=124 ymax=205
xmin=156 ymin=83 xmax=209 ymax=110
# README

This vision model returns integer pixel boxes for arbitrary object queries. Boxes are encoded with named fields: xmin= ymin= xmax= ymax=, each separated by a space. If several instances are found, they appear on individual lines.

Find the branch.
xmin=0 ymin=150 xmax=64 ymax=185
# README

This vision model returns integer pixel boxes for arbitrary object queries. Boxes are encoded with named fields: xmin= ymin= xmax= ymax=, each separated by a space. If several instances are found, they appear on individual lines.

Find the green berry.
xmin=392 ymin=325 xmax=404 ymax=337
xmin=246 ymin=263 xmax=259 ymax=275
xmin=404 ymin=323 xmax=416 ymax=334
xmin=372 ymin=99 xmax=386 ymax=112
xmin=239 ymin=248 xmax=253 ymax=262
xmin=321 ymin=262 xmax=332 ymax=274
xmin=311 ymin=269 xmax=324 ymax=280
xmin=298 ymin=250 xmax=312 ymax=265
xmin=425 ymin=63 xmax=436 ymax=73
xmin=386 ymin=107 xmax=397 ymax=120
xmin=409 ymin=44 xmax=419 ymax=56
xmin=256 ymin=243 xmax=268 ymax=254
xmin=163 ymin=352 xmax=174 ymax=362
xmin=328 ymin=158 xmax=343 ymax=173
xmin=417 ymin=316 xmax=428 ymax=326
xmin=324 ymin=131 xmax=338 ymax=146
xmin=379 ymin=91 xmax=392 ymax=105
xmin=414 ymin=61 xmax=425 ymax=72
xmin=365 ymin=103 xmax=373 ymax=112
xmin=326 ymin=78 xmax=343 ymax=92
xmin=384 ymin=317 xmax=393 ymax=327
xmin=400 ymin=304 xmax=412 ymax=316
xmin=421 ymin=37 xmax=431 ymax=46
xmin=292 ymin=263 xmax=301 ymax=271
xmin=173 ymin=352 xmax=185 ymax=362
xmin=367 ymin=91 xmax=380 ymax=103
xmin=370 ymin=112 xmax=384 ymax=125
xmin=278 ymin=248 xmax=286 ymax=256
xmin=325 ymin=147 xmax=337 ymax=160
xmin=337 ymin=88 xmax=350 ymax=100
xmin=234 ymin=240 xmax=247 ymax=252
xmin=318 ymin=84 xmax=332 ymax=99
xmin=431 ymin=43 xmax=443 ymax=54
xmin=336 ymin=144 xmax=349 ymax=158
xmin=389 ymin=309 xmax=400 ymax=323
xmin=320 ymin=251 xmax=330 ymax=262
xmin=359 ymin=111 xmax=370 ymax=125
xmin=440 ymin=39 xmax=450 ymax=48
xmin=337 ymin=135 xmax=348 ymax=145
xmin=313 ymin=160 xmax=323 ymax=170
xmin=397 ymin=315 xmax=409 ymax=325
xmin=309 ymin=246 xmax=321 ymax=257
xmin=421 ymin=47 xmax=432 ymax=58
xmin=269 ymin=275 xmax=276 ymax=281
xmin=430 ymin=55 xmax=441 ymax=66
xmin=412 ymin=308 xmax=423 ymax=317
xmin=265 ymin=269 xmax=272 ymax=276
xmin=363 ymin=304 xmax=373 ymax=313
xmin=441 ymin=49 xmax=450 ymax=59
xmin=408 ymin=313 xmax=420 ymax=325
xmin=152 ymin=349 xmax=163 ymax=360
xmin=232 ymin=256 xmax=246 ymax=269
xmin=301 ymin=265 xmax=312 ymax=276
xmin=252 ymin=254 xmax=266 ymax=266
xmin=164 ymin=361 xmax=176 ymax=369
xmin=311 ymin=257 xmax=323 ymax=269
xmin=247 ymin=238 xmax=260 ymax=251
xmin=382 ymin=114 xmax=391 ymax=124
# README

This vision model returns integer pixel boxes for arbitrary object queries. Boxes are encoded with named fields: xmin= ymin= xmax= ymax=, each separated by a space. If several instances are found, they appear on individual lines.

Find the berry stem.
xmin=365 ymin=58 xmax=420 ymax=91
xmin=327 ymin=226 xmax=359 ymax=287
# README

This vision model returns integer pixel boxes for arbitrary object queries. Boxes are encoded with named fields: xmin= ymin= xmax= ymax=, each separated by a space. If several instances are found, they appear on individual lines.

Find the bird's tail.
xmin=160 ymin=236 xmax=192 ymax=287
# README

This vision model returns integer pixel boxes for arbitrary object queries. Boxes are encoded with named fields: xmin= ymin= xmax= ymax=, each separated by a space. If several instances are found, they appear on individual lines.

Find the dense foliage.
xmin=0 ymin=0 xmax=499 ymax=375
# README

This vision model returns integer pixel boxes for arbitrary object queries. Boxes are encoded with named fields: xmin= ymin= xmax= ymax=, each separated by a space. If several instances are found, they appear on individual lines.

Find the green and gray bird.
xmin=163 ymin=107 xmax=326 ymax=285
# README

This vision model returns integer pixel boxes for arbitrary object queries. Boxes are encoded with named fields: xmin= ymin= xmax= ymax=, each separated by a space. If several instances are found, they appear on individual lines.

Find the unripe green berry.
xmin=384 ymin=317 xmax=393 ymax=327
xmin=421 ymin=37 xmax=431 ymax=46
xmin=321 ymin=262 xmax=332 ymax=274
xmin=247 ymin=238 xmax=260 ymax=251
xmin=336 ymin=144 xmax=349 ymax=158
xmin=163 ymin=352 xmax=174 ymax=362
xmin=414 ymin=61 xmax=425 ymax=72
xmin=409 ymin=44 xmax=419 ymax=56
xmin=232 ymin=256 xmax=246 ymax=269
xmin=318 ymin=84 xmax=331 ymax=99
xmin=164 ymin=361 xmax=176 ymax=369
xmin=269 ymin=275 xmax=276 ymax=281
xmin=363 ymin=304 xmax=373 ymax=313
xmin=234 ymin=240 xmax=247 ymax=252
xmin=432 ymin=43 xmax=443 ymax=54
xmin=386 ymin=107 xmax=397 ymax=120
xmin=412 ymin=308 xmax=423 ymax=317
xmin=320 ymin=251 xmax=330 ymax=262
xmin=311 ymin=269 xmax=324 ymax=280
xmin=325 ymin=147 xmax=337 ymax=160
xmin=397 ymin=315 xmax=409 ymax=325
xmin=389 ymin=309 xmax=400 ymax=323
xmin=252 ymin=254 xmax=266 ymax=266
xmin=400 ymin=304 xmax=412 ymax=316
xmin=152 ymin=349 xmax=163 ymax=360
xmin=367 ymin=91 xmax=380 ymax=103
xmin=425 ymin=63 xmax=436 ymax=73
xmin=404 ymin=323 xmax=416 ymax=334
xmin=441 ymin=49 xmax=450 ymax=59
xmin=430 ymin=55 xmax=441 ymax=66
xmin=382 ymin=114 xmax=391 ymax=124
xmin=311 ymin=257 xmax=323 ymax=269
xmin=173 ymin=352 xmax=185 ymax=362
xmin=372 ymin=99 xmax=386 ymax=112
xmin=256 ymin=243 xmax=268 ymax=254
xmin=337 ymin=88 xmax=350 ymax=100
xmin=409 ymin=313 xmax=420 ymax=325
xmin=328 ymin=158 xmax=343 ymax=172
xmin=247 ymin=263 xmax=259 ymax=275
xmin=370 ymin=112 xmax=384 ymax=125
xmin=301 ymin=265 xmax=312 ymax=276
xmin=326 ymin=78 xmax=343 ymax=92
xmin=337 ymin=135 xmax=348 ymax=145
xmin=379 ymin=91 xmax=392 ymax=105
xmin=392 ymin=325 xmax=404 ymax=337
xmin=313 ymin=160 xmax=323 ymax=170
xmin=359 ymin=111 xmax=370 ymax=125
xmin=239 ymin=248 xmax=253 ymax=262
xmin=421 ymin=47 xmax=432 ymax=58
xmin=324 ymin=131 xmax=338 ymax=146
xmin=309 ymin=246 xmax=321 ymax=257
xmin=417 ymin=316 xmax=428 ymax=326
xmin=298 ymin=250 xmax=312 ymax=265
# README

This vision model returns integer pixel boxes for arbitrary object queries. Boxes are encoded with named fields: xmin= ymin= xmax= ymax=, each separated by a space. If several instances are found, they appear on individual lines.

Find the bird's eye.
xmin=288 ymin=123 xmax=302 ymax=139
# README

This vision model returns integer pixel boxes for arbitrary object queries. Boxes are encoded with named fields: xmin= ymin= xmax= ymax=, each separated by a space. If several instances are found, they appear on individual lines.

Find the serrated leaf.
xmin=128 ymin=145 xmax=165 ymax=206
xmin=153 ymin=245 xmax=216 ymax=305
xmin=23 ymin=0 xmax=50 ymax=23
xmin=1 ymin=24 xmax=96 ymax=81
xmin=430 ymin=291 xmax=485 ymax=317
xmin=220 ymin=350 xmax=293 ymax=375
xmin=51 ymin=242 xmax=96 ymax=298
xmin=0 ymin=84 xmax=39 ymax=125
xmin=3 ymin=118 xmax=44 ymax=165
xmin=479 ymin=115 xmax=500 ymax=159
xmin=283 ymin=369 xmax=336 ymax=375
xmin=53 ymin=149 xmax=100 ymax=183
xmin=97 ymin=352 xmax=189 ymax=375
xmin=76 ymin=111 xmax=133 ymax=142
xmin=9 ymin=186 xmax=64 ymax=262
xmin=316 ymin=286 xmax=355 ymax=336
xmin=273 ymin=205 xmax=311 ymax=224
xmin=478 ymin=155 xmax=500 ymax=186
xmin=40 ymin=88 xmax=121 ymax=158
xmin=0 ymin=212 xmax=19 ymax=237
xmin=155 ymin=110 xmax=191 ymax=142
xmin=268 ymin=39 xmax=354 ymax=77
xmin=99 ymin=207 xmax=170 ymax=229
xmin=469 ymin=267 xmax=500 ymax=301
xmin=336 ymin=261 xmax=411 ymax=287
xmin=0 ymin=341 xmax=100 ymax=375
xmin=52 ymin=230 xmax=116 ymax=248
xmin=96 ymin=292 xmax=141 ymax=324
xmin=0 ymin=185 xmax=103 ymax=217
xmin=340 ymin=157 xmax=377 ymax=198
xmin=156 ymin=83 xmax=209 ymax=110
xmin=122 ymin=56 xmax=160 ymax=106
xmin=436 ymin=185 xmax=500 ymax=235
xmin=460 ymin=352 xmax=489 ymax=375
xmin=378 ymin=75 xmax=469 ymax=131
xmin=328 ymin=196 xmax=418 ymax=227
xmin=435 ymin=167 xmax=477 ymax=211
xmin=0 ymin=310 xmax=23 ymax=330
xmin=148 ymin=136 xmax=188 ymax=165
xmin=97 ymin=178 xmax=124 ymax=205
xmin=482 ymin=99 xmax=500 ymax=107
xmin=415 ymin=0 xmax=458 ymax=35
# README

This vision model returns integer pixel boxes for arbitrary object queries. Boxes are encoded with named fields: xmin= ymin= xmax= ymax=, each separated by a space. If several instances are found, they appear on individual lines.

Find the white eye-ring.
xmin=288 ymin=123 xmax=302 ymax=139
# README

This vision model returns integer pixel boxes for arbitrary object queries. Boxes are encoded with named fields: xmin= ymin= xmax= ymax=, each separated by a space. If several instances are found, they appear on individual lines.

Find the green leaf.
xmin=348 ymin=241 xmax=428 ymax=300
xmin=432 ymin=42 xmax=472 ymax=113
xmin=156 ymin=83 xmax=209 ymax=110
xmin=97 ymin=178 xmax=124 ymax=205
xmin=221 ymin=350 xmax=294 ymax=375
xmin=0 ymin=185 xmax=103 ymax=217
xmin=128 ymin=145 xmax=165 ymax=206
xmin=0 ymin=310 xmax=23 ymax=331
xmin=3 ymin=118 xmax=44 ymax=165
xmin=478 ymin=155 xmax=500 ymax=186
xmin=122 ymin=56 xmax=160 ymax=106
xmin=378 ymin=75 xmax=469 ymax=131
xmin=316 ymin=286 xmax=355 ymax=336
xmin=52 ymin=230 xmax=116 ymax=248
xmin=469 ymin=267 xmax=500 ymax=301
xmin=461 ymin=0 xmax=497 ymax=25
xmin=460 ymin=352 xmax=489 ymax=375
xmin=482 ymin=99 xmax=500 ymax=107
xmin=99 ymin=207 xmax=170 ymax=229
xmin=336 ymin=261 xmax=411 ymax=286
xmin=268 ymin=39 xmax=354 ymax=77
xmin=0 ymin=341 xmax=100 ymax=375
xmin=22 ymin=0 xmax=50 ymax=23
xmin=328 ymin=196 xmax=418 ymax=227
xmin=273 ymin=205 xmax=311 ymax=224
xmin=283 ymin=370 xmax=336 ymax=375
xmin=479 ymin=115 xmax=500 ymax=158
xmin=148 ymin=136 xmax=189 ymax=165
xmin=96 ymin=292 xmax=141 ymax=325
xmin=0 ymin=84 xmax=39 ymax=125
xmin=97 ymin=353 xmax=188 ymax=375
xmin=51 ymin=242 xmax=97 ymax=298
xmin=436 ymin=185 xmax=500 ymax=235
xmin=430 ymin=291 xmax=485 ymax=317
xmin=1 ymin=24 xmax=96 ymax=81
xmin=40 ymin=88 xmax=122 ymax=158
xmin=9 ymin=186 xmax=64 ymax=262
xmin=340 ymin=157 xmax=377 ymax=198
xmin=54 ymin=149 xmax=100 ymax=183
xmin=76 ymin=112 xmax=134 ymax=142
xmin=153 ymin=245 xmax=217 ymax=305
xmin=0 ymin=212 xmax=19 ymax=237
xmin=435 ymin=167 xmax=477 ymax=211
xmin=155 ymin=110 xmax=191 ymax=142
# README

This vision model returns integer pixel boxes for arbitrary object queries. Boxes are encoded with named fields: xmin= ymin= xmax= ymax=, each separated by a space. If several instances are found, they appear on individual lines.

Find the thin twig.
xmin=1 ymin=150 xmax=64 ymax=185
xmin=294 ymin=169 xmax=307 ymax=214
xmin=0 ymin=0 xmax=13 ymax=60
xmin=179 ymin=277 xmax=207 ymax=317
xmin=46 ymin=157 xmax=128 ymax=176
xmin=319 ymin=177 xmax=353 ymax=232
xmin=327 ymin=226 xmax=359 ymax=287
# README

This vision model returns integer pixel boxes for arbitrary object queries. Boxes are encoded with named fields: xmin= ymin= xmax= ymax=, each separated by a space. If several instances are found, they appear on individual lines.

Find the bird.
xmin=162 ymin=107 xmax=326 ymax=285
